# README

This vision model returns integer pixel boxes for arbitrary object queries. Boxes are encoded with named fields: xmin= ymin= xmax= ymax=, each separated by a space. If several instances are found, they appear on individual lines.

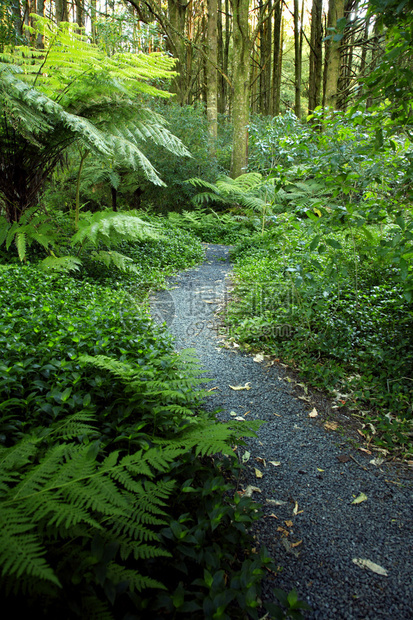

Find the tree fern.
xmin=0 ymin=18 xmax=190 ymax=223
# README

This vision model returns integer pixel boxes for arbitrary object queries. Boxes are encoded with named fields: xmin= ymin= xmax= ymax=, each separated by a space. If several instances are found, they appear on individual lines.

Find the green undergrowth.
xmin=226 ymin=223 xmax=413 ymax=458
xmin=166 ymin=209 xmax=260 ymax=244
xmin=0 ymin=265 xmax=302 ymax=619
xmin=77 ymin=219 xmax=205 ymax=299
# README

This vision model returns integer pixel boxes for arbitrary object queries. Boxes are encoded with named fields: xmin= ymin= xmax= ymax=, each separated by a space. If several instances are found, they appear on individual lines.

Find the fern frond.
xmin=107 ymin=562 xmax=166 ymax=592
xmin=90 ymin=250 xmax=138 ymax=274
xmin=71 ymin=210 xmax=160 ymax=247
xmin=0 ymin=506 xmax=61 ymax=587
xmin=41 ymin=255 xmax=83 ymax=273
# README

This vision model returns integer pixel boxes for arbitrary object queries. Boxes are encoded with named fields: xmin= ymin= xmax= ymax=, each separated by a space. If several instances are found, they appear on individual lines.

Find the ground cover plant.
xmin=0 ymin=263 xmax=287 ymax=619
xmin=220 ymin=108 xmax=413 ymax=459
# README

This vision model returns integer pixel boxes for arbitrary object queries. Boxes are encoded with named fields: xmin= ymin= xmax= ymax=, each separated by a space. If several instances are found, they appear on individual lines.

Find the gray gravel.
xmin=151 ymin=243 xmax=413 ymax=619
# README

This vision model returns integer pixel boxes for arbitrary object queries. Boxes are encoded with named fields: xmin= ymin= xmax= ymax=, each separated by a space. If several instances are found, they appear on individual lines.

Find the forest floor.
xmin=151 ymin=244 xmax=413 ymax=620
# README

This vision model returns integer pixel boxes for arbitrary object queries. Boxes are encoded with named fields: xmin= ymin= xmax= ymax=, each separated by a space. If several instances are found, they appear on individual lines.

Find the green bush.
xmin=227 ymin=222 xmax=413 ymax=457
xmin=0 ymin=264 xmax=281 ymax=619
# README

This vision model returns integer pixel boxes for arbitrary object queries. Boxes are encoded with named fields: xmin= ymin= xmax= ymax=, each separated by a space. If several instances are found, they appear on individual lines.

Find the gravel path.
xmin=151 ymin=244 xmax=413 ymax=619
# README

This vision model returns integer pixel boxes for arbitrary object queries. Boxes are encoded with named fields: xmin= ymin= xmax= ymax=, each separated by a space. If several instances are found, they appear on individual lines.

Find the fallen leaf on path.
xmin=352 ymin=558 xmax=388 ymax=576
xmin=291 ymin=540 xmax=302 ymax=548
xmin=254 ymin=468 xmax=263 ymax=479
xmin=324 ymin=421 xmax=339 ymax=431
xmin=207 ymin=386 xmax=219 ymax=392
xmin=229 ymin=382 xmax=252 ymax=391
xmin=242 ymin=451 xmax=251 ymax=463
xmin=358 ymin=447 xmax=372 ymax=455
xmin=243 ymin=485 xmax=261 ymax=497
xmin=277 ymin=527 xmax=289 ymax=536
xmin=352 ymin=492 xmax=368 ymax=505
xmin=230 ymin=411 xmax=238 ymax=416
xmin=266 ymin=498 xmax=287 ymax=506
xmin=273 ymin=413 xmax=282 ymax=417
xmin=268 ymin=513 xmax=278 ymax=519
xmin=337 ymin=454 xmax=351 ymax=463
xmin=292 ymin=501 xmax=299 ymax=516
xmin=280 ymin=537 xmax=300 ymax=557
xmin=309 ymin=408 xmax=318 ymax=418
xmin=285 ymin=520 xmax=293 ymax=528
xmin=233 ymin=416 xmax=246 ymax=421
xmin=369 ymin=457 xmax=384 ymax=466
xmin=253 ymin=353 xmax=265 ymax=363
xmin=317 ymin=468 xmax=324 ymax=472
xmin=269 ymin=461 xmax=281 ymax=467
xmin=256 ymin=457 xmax=266 ymax=466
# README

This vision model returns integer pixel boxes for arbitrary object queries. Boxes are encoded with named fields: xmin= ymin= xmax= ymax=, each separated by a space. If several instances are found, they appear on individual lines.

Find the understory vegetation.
xmin=1 ymin=5 xmax=412 ymax=614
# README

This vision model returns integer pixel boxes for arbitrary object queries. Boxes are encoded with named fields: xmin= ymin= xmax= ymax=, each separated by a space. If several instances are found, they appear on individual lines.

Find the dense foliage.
xmin=0 ymin=258 xmax=287 ymax=618
xmin=217 ymin=110 xmax=413 ymax=458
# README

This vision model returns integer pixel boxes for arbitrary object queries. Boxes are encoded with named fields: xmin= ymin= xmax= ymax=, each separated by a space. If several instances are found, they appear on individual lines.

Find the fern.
xmin=0 ymin=429 xmax=185 ymax=598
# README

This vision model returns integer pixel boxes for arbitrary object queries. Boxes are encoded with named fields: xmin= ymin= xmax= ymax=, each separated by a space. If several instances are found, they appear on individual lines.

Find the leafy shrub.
xmin=0 ymin=264 xmax=282 ymax=618
xmin=227 ymin=221 xmax=413 ymax=456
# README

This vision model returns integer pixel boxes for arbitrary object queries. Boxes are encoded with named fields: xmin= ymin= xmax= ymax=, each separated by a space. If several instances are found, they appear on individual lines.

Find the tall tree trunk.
xmin=293 ymin=0 xmax=301 ymax=118
xmin=167 ymin=0 xmax=188 ymax=104
xmin=324 ymin=0 xmax=345 ymax=110
xmin=35 ymin=0 xmax=45 ymax=48
xmin=11 ymin=0 xmax=23 ymax=41
xmin=75 ymin=0 xmax=85 ymax=28
xmin=230 ymin=0 xmax=252 ymax=178
xmin=259 ymin=0 xmax=272 ymax=115
xmin=207 ymin=0 xmax=218 ymax=148
xmin=55 ymin=0 xmax=68 ymax=23
xmin=308 ymin=0 xmax=323 ymax=113
xmin=271 ymin=1 xmax=282 ymax=116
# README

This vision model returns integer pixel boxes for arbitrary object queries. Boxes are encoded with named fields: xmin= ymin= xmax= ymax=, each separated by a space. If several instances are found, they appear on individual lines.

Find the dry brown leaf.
xmin=229 ymin=382 xmax=252 ymax=391
xmin=324 ymin=421 xmax=339 ymax=431
xmin=273 ymin=413 xmax=282 ymax=417
xmin=253 ymin=353 xmax=265 ymax=363
xmin=277 ymin=527 xmax=289 ymax=536
xmin=268 ymin=513 xmax=278 ymax=519
xmin=309 ymin=408 xmax=318 ymax=418
xmin=358 ymin=447 xmax=372 ymax=454
xmin=337 ymin=454 xmax=351 ymax=463
xmin=291 ymin=540 xmax=303 ymax=548
xmin=352 ymin=492 xmax=368 ymax=505
xmin=352 ymin=558 xmax=388 ymax=576
xmin=285 ymin=520 xmax=293 ymax=528
xmin=243 ymin=485 xmax=261 ymax=497
xmin=269 ymin=461 xmax=281 ymax=467
xmin=266 ymin=498 xmax=287 ymax=506
xmin=254 ymin=468 xmax=263 ymax=479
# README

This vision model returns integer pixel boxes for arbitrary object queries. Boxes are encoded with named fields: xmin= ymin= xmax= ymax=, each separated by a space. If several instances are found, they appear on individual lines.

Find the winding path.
xmin=151 ymin=244 xmax=413 ymax=620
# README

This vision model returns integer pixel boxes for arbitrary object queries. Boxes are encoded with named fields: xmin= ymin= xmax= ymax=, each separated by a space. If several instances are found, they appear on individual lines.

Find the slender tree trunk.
xmin=259 ymin=0 xmax=272 ymax=115
xmin=55 ymin=0 xmax=68 ymax=23
xmin=167 ymin=0 xmax=188 ymax=104
xmin=11 ymin=0 xmax=23 ymax=41
xmin=35 ymin=0 xmax=45 ymax=48
xmin=75 ymin=0 xmax=85 ymax=28
xmin=207 ymin=0 xmax=218 ymax=148
xmin=271 ymin=1 xmax=282 ymax=116
xmin=231 ymin=0 xmax=252 ymax=178
xmin=308 ymin=0 xmax=322 ymax=113
xmin=293 ymin=0 xmax=301 ymax=118
xmin=324 ymin=0 xmax=345 ymax=110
